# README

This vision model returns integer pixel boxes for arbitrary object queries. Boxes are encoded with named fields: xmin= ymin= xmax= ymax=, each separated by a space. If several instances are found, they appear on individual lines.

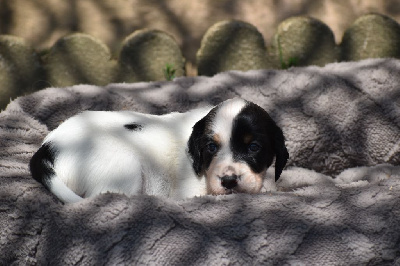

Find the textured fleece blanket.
xmin=1 ymin=58 xmax=400 ymax=265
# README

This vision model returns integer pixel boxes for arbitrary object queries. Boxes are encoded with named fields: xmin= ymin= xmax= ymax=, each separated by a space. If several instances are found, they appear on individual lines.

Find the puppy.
xmin=30 ymin=98 xmax=289 ymax=203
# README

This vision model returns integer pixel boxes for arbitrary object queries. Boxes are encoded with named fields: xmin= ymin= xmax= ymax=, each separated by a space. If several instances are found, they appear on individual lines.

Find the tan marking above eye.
xmin=243 ymin=134 xmax=253 ymax=144
xmin=212 ymin=134 xmax=221 ymax=145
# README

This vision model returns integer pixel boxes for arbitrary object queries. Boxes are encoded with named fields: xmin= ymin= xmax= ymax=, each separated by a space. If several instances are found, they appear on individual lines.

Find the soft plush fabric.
xmin=1 ymin=58 xmax=400 ymax=265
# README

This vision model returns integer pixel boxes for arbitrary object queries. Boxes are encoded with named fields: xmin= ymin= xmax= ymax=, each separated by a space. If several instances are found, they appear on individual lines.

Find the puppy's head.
xmin=188 ymin=98 xmax=289 ymax=195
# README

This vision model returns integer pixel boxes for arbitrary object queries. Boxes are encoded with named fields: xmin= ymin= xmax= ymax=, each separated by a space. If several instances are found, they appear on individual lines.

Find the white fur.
xmin=212 ymin=98 xmax=247 ymax=144
xmin=44 ymin=107 xmax=212 ymax=202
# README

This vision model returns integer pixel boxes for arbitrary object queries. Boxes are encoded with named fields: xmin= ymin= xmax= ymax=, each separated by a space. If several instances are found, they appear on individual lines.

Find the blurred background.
xmin=1 ymin=0 xmax=399 ymax=75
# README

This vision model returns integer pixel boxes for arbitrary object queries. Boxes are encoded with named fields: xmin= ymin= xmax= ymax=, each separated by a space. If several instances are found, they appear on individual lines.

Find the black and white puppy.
xmin=30 ymin=98 xmax=289 ymax=203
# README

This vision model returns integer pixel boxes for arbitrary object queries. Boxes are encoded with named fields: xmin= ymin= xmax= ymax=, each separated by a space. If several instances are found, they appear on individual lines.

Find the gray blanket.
xmin=1 ymin=58 xmax=400 ymax=265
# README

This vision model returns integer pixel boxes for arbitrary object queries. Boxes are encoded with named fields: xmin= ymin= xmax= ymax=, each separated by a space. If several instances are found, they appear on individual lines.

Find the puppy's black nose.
xmin=221 ymin=175 xmax=239 ymax=190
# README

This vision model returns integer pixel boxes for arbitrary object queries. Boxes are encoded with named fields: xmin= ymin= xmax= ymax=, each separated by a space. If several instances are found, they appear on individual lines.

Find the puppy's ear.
xmin=272 ymin=125 xmax=289 ymax=181
xmin=188 ymin=117 xmax=206 ymax=176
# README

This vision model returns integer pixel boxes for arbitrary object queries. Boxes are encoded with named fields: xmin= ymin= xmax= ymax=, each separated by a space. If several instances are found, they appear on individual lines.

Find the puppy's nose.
xmin=221 ymin=175 xmax=239 ymax=190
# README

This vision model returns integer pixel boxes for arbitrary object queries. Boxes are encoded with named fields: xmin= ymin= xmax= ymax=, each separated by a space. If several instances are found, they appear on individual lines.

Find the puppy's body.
xmin=31 ymin=107 xmax=211 ymax=202
xmin=30 ymin=98 xmax=289 ymax=203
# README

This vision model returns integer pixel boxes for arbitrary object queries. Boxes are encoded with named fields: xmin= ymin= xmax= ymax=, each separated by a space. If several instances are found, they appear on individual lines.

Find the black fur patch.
xmin=124 ymin=123 xmax=143 ymax=131
xmin=231 ymin=102 xmax=289 ymax=181
xmin=188 ymin=107 xmax=218 ymax=176
xmin=29 ymin=142 xmax=57 ymax=189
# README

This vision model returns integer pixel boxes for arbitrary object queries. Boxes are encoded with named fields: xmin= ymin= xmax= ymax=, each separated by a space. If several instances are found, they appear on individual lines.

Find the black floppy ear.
xmin=272 ymin=125 xmax=289 ymax=181
xmin=188 ymin=117 xmax=206 ymax=176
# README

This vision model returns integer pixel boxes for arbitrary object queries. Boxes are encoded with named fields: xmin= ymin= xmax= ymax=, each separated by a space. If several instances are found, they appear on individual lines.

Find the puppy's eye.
xmin=207 ymin=143 xmax=218 ymax=153
xmin=248 ymin=142 xmax=261 ymax=152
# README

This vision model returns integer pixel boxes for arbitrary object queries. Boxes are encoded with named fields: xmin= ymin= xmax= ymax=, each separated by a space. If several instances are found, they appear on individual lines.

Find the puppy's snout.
xmin=221 ymin=175 xmax=239 ymax=190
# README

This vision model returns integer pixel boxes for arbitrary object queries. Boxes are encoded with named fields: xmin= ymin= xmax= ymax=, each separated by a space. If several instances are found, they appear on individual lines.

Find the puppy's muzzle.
xmin=220 ymin=175 xmax=240 ymax=190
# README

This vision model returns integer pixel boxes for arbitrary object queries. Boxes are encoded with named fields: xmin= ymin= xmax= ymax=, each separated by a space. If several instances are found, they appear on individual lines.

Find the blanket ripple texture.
xmin=1 ymin=58 xmax=400 ymax=265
